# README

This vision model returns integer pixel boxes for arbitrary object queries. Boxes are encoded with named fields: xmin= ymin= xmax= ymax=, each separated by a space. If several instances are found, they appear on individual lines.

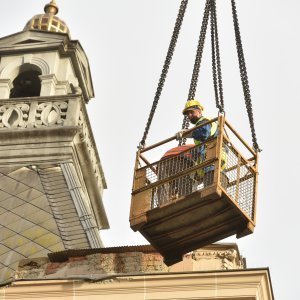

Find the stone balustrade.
xmin=0 ymin=94 xmax=105 ymax=192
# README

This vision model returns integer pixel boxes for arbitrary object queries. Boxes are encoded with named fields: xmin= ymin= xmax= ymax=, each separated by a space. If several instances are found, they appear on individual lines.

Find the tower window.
xmin=10 ymin=70 xmax=41 ymax=98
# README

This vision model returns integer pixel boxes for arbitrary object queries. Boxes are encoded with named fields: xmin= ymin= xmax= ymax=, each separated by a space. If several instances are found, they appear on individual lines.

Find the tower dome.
xmin=23 ymin=0 xmax=69 ymax=34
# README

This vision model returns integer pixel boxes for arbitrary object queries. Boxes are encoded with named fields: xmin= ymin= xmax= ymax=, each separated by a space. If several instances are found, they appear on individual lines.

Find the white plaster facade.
xmin=0 ymin=270 xmax=274 ymax=300
xmin=0 ymin=27 xmax=108 ymax=282
xmin=0 ymin=30 xmax=94 ymax=101
xmin=0 ymin=50 xmax=80 ymax=98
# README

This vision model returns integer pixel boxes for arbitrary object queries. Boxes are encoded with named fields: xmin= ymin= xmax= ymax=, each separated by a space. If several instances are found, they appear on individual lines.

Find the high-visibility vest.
xmin=193 ymin=116 xmax=218 ymax=145
xmin=193 ymin=116 xmax=227 ymax=177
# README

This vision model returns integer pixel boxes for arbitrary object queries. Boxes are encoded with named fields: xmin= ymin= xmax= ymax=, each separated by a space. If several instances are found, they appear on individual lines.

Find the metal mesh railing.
xmin=223 ymin=139 xmax=255 ymax=219
xmin=137 ymin=140 xmax=217 ymax=208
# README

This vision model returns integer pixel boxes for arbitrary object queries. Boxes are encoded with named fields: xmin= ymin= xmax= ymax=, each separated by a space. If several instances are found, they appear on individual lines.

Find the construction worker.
xmin=178 ymin=100 xmax=217 ymax=141
xmin=176 ymin=100 xmax=227 ymax=187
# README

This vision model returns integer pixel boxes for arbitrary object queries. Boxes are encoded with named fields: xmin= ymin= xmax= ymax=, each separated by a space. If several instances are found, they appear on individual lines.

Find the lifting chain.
xmin=139 ymin=0 xmax=260 ymax=152
xmin=179 ymin=0 xmax=211 ymax=146
xmin=139 ymin=0 xmax=189 ymax=148
xmin=231 ymin=0 xmax=261 ymax=152
xmin=211 ymin=0 xmax=225 ymax=114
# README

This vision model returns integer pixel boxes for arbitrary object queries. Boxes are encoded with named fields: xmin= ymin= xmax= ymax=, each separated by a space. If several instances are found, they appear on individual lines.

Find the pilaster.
xmin=39 ymin=74 xmax=71 ymax=96
xmin=39 ymin=74 xmax=57 ymax=96
xmin=0 ymin=79 xmax=13 ymax=99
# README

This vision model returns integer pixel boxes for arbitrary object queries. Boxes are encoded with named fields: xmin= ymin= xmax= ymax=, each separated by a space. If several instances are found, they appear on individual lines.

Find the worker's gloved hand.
xmin=175 ymin=129 xmax=189 ymax=140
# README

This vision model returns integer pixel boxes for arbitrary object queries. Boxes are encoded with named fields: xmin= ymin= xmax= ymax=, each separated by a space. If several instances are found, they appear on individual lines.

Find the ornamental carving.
xmin=217 ymin=249 xmax=237 ymax=261
xmin=0 ymin=103 xmax=29 ymax=128
xmin=192 ymin=248 xmax=244 ymax=270
xmin=78 ymin=110 xmax=103 ymax=190
xmin=35 ymin=101 xmax=68 ymax=127
xmin=192 ymin=249 xmax=237 ymax=261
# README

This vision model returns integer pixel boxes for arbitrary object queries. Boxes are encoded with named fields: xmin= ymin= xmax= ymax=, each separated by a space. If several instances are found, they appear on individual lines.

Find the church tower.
xmin=0 ymin=0 xmax=109 ymax=282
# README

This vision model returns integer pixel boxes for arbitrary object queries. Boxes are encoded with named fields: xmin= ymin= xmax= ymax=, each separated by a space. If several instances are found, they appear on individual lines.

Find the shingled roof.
xmin=0 ymin=164 xmax=101 ymax=283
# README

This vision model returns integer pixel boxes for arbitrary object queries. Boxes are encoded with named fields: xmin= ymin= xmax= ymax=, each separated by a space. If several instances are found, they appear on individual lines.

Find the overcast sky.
xmin=1 ymin=0 xmax=300 ymax=299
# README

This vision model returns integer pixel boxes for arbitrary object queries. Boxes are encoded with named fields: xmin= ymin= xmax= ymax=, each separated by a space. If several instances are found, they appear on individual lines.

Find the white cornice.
xmin=2 ymin=269 xmax=273 ymax=299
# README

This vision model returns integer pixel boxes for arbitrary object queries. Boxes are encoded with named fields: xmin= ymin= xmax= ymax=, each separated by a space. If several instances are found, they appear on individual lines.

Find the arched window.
xmin=10 ymin=65 xmax=41 ymax=98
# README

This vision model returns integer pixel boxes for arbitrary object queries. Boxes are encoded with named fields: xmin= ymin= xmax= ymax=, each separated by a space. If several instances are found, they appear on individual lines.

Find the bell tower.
xmin=0 ymin=1 xmax=109 ymax=282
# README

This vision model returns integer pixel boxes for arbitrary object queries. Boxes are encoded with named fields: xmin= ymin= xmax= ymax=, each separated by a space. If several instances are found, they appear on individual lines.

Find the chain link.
xmin=139 ymin=0 xmax=189 ymax=148
xmin=231 ymin=0 xmax=261 ymax=152
xmin=179 ymin=0 xmax=211 ymax=146
xmin=187 ymin=0 xmax=211 ymax=101
xmin=211 ymin=0 xmax=224 ymax=113
xmin=140 ymin=0 xmax=260 ymax=152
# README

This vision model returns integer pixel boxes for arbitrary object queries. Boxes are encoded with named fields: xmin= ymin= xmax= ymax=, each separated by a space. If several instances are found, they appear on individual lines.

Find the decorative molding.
xmin=0 ymin=98 xmax=69 ymax=129
xmin=0 ymin=103 xmax=29 ymax=128
xmin=10 ymin=269 xmax=274 ymax=300
xmin=35 ymin=101 xmax=68 ymax=127
xmin=31 ymin=56 xmax=50 ymax=75
xmin=192 ymin=248 xmax=244 ymax=270
xmin=0 ymin=56 xmax=49 ymax=80
xmin=78 ymin=109 xmax=105 ymax=191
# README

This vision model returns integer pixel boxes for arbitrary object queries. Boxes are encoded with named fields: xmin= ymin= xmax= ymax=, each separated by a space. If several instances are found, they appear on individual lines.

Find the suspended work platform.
xmin=130 ymin=116 xmax=258 ymax=265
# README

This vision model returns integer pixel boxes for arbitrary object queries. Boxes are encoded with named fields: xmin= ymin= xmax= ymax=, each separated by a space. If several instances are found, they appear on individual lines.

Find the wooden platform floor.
xmin=136 ymin=185 xmax=254 ymax=266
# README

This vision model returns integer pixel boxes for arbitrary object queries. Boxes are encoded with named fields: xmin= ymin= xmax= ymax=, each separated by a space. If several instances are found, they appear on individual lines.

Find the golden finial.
xmin=44 ymin=0 xmax=59 ymax=15
xmin=24 ymin=0 xmax=69 ymax=34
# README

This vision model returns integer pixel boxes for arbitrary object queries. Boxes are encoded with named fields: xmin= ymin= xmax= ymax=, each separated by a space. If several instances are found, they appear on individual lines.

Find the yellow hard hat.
xmin=182 ymin=100 xmax=204 ymax=114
